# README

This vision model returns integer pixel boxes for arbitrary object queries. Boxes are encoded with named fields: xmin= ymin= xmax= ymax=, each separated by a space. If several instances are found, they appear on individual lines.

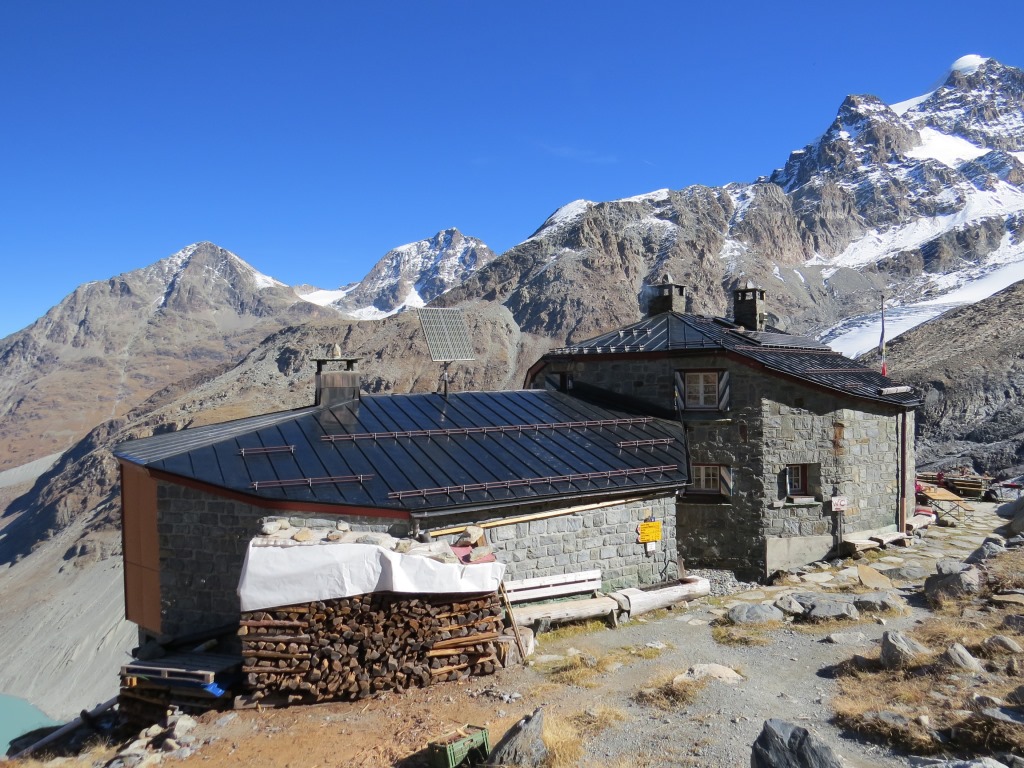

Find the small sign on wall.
xmin=831 ymin=496 xmax=849 ymax=512
xmin=637 ymin=520 xmax=662 ymax=543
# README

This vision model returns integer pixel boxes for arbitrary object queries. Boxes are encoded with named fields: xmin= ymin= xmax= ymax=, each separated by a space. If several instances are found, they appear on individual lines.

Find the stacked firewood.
xmin=239 ymin=591 xmax=503 ymax=703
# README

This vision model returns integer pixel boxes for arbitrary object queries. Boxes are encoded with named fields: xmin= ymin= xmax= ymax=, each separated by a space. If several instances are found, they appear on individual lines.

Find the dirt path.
xmin=171 ymin=502 xmax=1008 ymax=768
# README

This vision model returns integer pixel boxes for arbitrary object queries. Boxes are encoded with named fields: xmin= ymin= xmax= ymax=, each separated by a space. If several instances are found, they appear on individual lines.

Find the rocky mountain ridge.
xmin=0 ymin=242 xmax=337 ymax=473
xmin=439 ymin=56 xmax=1024 ymax=348
xmin=3 ymin=54 xmax=1024 ymax=718
xmin=0 ymin=231 xmax=496 ymax=474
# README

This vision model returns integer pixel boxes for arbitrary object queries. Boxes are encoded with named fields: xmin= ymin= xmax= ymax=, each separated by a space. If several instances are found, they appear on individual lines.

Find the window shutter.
xmin=674 ymin=371 xmax=686 ymax=413
xmin=784 ymin=465 xmax=792 ymax=496
xmin=719 ymin=465 xmax=732 ymax=497
xmin=717 ymin=369 xmax=730 ymax=411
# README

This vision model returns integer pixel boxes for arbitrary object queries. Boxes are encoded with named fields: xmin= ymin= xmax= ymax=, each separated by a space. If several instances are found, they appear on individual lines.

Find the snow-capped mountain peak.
xmin=314 ymin=228 xmax=497 ymax=318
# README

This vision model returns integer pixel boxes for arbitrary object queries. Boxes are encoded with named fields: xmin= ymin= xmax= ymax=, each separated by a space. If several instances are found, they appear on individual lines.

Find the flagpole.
xmin=879 ymin=292 xmax=887 ymax=377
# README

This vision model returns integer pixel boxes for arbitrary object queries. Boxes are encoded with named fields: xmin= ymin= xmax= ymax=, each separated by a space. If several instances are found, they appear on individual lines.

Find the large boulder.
xmin=486 ymin=707 xmax=548 ymax=767
xmin=729 ymin=603 xmax=785 ymax=624
xmin=924 ymin=562 xmax=984 ymax=604
xmin=852 ymin=591 xmax=906 ymax=614
xmin=804 ymin=597 xmax=859 ymax=622
xmin=750 ymin=718 xmax=843 ymax=768
xmin=965 ymin=541 xmax=1006 ymax=564
xmin=1005 ymin=497 xmax=1024 ymax=533
xmin=942 ymin=643 xmax=984 ymax=673
xmin=880 ymin=630 xmax=930 ymax=669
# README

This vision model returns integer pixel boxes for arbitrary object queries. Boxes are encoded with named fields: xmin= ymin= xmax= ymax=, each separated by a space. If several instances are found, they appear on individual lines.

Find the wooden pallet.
xmin=121 ymin=653 xmax=240 ymax=685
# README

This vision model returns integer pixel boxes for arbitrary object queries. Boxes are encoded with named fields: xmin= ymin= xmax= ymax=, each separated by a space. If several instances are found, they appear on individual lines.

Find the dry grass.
xmin=542 ymin=642 xmax=664 ymax=687
xmin=536 ymin=619 xmax=608 ymax=645
xmin=711 ymin=621 xmax=783 ymax=646
xmin=632 ymin=673 xmax=708 ymax=710
xmin=546 ymin=654 xmax=601 ymax=688
xmin=524 ymin=681 xmax=562 ymax=700
xmin=985 ymin=547 xmax=1024 ymax=592
xmin=832 ymin=664 xmax=1024 ymax=754
xmin=567 ymin=705 xmax=627 ymax=737
xmin=830 ymin=555 xmax=1024 ymax=757
xmin=912 ymin=615 xmax=999 ymax=652
xmin=541 ymin=714 xmax=584 ymax=768
xmin=11 ymin=740 xmax=119 ymax=766
xmin=621 ymin=642 xmax=672 ymax=659
xmin=633 ymin=608 xmax=671 ymax=623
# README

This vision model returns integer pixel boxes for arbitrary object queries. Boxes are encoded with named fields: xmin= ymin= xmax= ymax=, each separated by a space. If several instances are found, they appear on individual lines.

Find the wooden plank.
xmin=430 ymin=631 xmax=499 ymax=650
xmin=505 ymin=582 xmax=600 ymax=602
xmin=838 ymin=539 xmax=880 ymax=557
xmin=920 ymin=487 xmax=965 ymax=502
xmin=869 ymin=532 xmax=909 ymax=547
xmin=510 ymin=596 xmax=618 ymax=627
xmin=609 ymin=578 xmax=710 ymax=618
xmin=504 ymin=569 xmax=602 ymax=604
xmin=905 ymin=514 xmax=934 ymax=532
xmin=504 ymin=569 xmax=602 ymax=591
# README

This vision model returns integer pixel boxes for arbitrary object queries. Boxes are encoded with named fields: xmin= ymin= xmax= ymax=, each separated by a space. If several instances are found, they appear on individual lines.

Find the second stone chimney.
xmin=647 ymin=276 xmax=687 ymax=316
xmin=733 ymin=285 xmax=767 ymax=331
xmin=314 ymin=349 xmax=361 ymax=407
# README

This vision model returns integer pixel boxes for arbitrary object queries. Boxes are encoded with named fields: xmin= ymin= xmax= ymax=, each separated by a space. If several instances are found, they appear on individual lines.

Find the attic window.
xmin=675 ymin=370 xmax=730 ymax=412
xmin=685 ymin=372 xmax=717 ymax=408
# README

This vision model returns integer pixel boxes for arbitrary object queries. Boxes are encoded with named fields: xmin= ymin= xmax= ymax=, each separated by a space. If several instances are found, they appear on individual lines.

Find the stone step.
xmin=838 ymin=539 xmax=881 ymax=557
xmin=871 ymin=532 xmax=911 ymax=548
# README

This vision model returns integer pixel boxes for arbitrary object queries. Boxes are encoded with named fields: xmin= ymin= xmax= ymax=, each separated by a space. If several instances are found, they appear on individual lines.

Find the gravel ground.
xmin=161 ymin=503 xmax=1011 ymax=768
xmin=523 ymin=589 xmax=915 ymax=767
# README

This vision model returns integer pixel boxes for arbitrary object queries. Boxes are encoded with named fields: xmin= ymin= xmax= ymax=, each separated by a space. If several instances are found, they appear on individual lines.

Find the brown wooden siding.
xmin=120 ymin=461 xmax=161 ymax=632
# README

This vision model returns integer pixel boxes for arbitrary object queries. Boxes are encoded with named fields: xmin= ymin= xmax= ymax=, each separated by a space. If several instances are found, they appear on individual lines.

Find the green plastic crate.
xmin=428 ymin=724 xmax=490 ymax=768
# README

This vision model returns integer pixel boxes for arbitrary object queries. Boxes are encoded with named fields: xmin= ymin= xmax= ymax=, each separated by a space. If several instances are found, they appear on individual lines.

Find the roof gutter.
xmin=406 ymin=482 xmax=686 ymax=521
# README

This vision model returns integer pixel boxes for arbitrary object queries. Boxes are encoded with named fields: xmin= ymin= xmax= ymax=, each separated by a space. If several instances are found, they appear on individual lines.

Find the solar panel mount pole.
xmin=441 ymin=360 xmax=451 ymax=399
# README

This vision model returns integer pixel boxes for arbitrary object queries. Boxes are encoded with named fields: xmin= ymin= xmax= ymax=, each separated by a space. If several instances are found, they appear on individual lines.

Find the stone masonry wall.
xmin=155 ymin=482 xmax=676 ymax=638
xmin=438 ymin=494 xmax=678 ymax=590
xmin=677 ymin=362 xmax=765 ymax=577
xmin=155 ymin=481 xmax=405 ymax=638
xmin=760 ymin=386 xmax=910 ymax=540
xmin=545 ymin=353 xmax=913 ymax=579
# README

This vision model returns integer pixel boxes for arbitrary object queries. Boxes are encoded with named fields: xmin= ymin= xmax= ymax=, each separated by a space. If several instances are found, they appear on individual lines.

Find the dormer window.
xmin=686 ymin=372 xmax=718 ymax=408
xmin=675 ymin=369 xmax=731 ymax=412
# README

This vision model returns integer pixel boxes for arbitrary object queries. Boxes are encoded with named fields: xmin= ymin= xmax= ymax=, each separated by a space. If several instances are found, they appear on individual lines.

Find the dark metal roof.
xmin=547 ymin=312 xmax=920 ymax=408
xmin=115 ymin=390 xmax=690 ymax=514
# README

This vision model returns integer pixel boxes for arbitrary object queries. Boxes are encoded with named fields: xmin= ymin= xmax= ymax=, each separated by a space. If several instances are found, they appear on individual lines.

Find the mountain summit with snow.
xmin=298 ymin=228 xmax=496 ymax=319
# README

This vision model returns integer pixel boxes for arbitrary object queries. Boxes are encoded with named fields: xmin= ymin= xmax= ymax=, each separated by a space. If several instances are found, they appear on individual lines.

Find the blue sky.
xmin=1 ymin=1 xmax=1022 ymax=338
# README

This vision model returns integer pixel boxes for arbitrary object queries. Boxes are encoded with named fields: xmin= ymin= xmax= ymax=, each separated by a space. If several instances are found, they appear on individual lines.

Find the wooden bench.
xmin=503 ymin=569 xmax=602 ymax=604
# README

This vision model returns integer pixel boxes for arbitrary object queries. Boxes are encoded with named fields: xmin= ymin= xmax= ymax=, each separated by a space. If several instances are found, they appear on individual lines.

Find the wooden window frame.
xmin=689 ymin=463 xmax=732 ymax=498
xmin=675 ymin=368 xmax=730 ymax=413
xmin=787 ymin=464 xmax=807 ymax=495
xmin=684 ymin=371 xmax=719 ymax=410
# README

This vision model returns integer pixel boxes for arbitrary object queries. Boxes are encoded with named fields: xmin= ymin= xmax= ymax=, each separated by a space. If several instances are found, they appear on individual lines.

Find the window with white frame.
xmin=692 ymin=464 xmax=722 ymax=493
xmin=684 ymin=371 xmax=718 ymax=409
xmin=787 ymin=464 xmax=807 ymax=495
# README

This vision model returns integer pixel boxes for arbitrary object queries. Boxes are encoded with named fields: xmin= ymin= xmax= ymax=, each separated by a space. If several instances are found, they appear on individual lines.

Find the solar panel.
xmin=743 ymin=331 xmax=830 ymax=350
xmin=418 ymin=308 xmax=475 ymax=362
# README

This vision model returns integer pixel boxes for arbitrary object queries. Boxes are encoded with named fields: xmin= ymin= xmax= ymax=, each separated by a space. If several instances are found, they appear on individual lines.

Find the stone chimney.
xmin=647 ymin=276 xmax=687 ymax=316
xmin=314 ymin=350 xmax=361 ymax=407
xmin=733 ymin=285 xmax=767 ymax=331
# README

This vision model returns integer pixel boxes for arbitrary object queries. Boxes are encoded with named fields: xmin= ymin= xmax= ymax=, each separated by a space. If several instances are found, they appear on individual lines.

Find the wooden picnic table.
xmin=920 ymin=486 xmax=975 ymax=521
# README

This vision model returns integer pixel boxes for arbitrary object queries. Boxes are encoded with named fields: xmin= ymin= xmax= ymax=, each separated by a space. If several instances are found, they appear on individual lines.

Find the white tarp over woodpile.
xmin=238 ymin=542 xmax=507 ymax=611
